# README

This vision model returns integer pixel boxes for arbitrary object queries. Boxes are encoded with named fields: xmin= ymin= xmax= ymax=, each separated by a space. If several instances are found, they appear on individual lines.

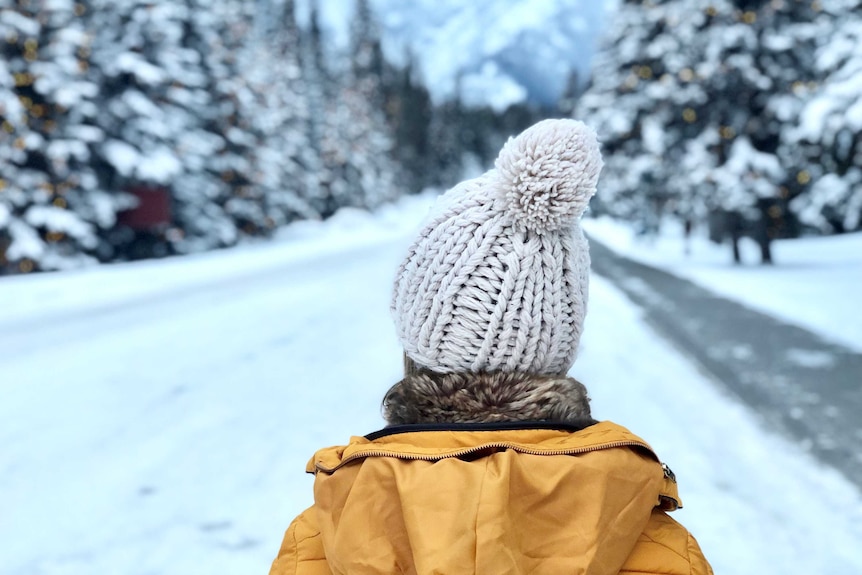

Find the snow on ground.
xmin=583 ymin=216 xmax=862 ymax=352
xmin=1 ymin=195 xmax=861 ymax=575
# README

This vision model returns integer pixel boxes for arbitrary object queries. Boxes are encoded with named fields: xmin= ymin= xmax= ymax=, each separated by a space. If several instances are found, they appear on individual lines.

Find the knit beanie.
xmin=391 ymin=119 xmax=603 ymax=375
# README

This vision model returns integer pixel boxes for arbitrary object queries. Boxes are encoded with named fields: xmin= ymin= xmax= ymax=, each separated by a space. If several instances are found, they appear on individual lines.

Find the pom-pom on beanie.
xmin=391 ymin=119 xmax=603 ymax=375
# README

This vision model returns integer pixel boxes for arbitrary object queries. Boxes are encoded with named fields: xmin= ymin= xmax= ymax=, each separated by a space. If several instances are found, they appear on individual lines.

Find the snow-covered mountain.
xmin=303 ymin=0 xmax=607 ymax=110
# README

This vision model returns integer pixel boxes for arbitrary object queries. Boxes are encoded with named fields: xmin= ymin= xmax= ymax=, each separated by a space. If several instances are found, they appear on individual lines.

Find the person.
xmin=268 ymin=119 xmax=713 ymax=575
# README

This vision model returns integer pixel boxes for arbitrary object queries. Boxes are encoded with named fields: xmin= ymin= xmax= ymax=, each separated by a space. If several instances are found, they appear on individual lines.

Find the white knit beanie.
xmin=392 ymin=119 xmax=603 ymax=375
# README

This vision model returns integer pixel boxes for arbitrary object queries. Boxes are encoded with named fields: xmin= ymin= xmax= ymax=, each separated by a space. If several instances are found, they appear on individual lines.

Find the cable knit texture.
xmin=391 ymin=119 xmax=603 ymax=374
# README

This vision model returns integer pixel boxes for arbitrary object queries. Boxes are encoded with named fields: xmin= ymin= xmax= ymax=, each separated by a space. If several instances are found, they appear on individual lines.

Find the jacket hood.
xmin=307 ymin=421 xmax=681 ymax=575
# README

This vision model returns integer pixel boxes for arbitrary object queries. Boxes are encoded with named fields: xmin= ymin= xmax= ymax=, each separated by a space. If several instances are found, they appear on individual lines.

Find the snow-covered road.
xmin=1 ymin=197 xmax=861 ymax=575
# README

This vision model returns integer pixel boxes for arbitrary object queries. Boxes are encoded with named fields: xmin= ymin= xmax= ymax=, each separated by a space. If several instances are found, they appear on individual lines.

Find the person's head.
xmin=385 ymin=119 xmax=603 ymax=425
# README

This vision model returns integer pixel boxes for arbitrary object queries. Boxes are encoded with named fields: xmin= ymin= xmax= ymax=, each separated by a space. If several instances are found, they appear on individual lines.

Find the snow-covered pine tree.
xmin=87 ymin=0 xmax=238 ymax=257
xmin=350 ymin=0 xmax=402 ymax=200
xmin=351 ymin=0 xmax=386 ymax=112
xmin=186 ymin=0 xmax=279 ymax=240
xmin=314 ymin=0 xmax=399 ymax=216
xmin=427 ymin=72 xmax=467 ymax=189
xmin=698 ymin=0 xmax=830 ymax=251
xmin=1 ymin=4 xmax=49 ymax=274
xmin=239 ymin=0 xmax=319 ymax=230
xmin=0 ymin=0 xmax=122 ymax=274
xmin=387 ymin=50 xmax=433 ymax=194
xmin=782 ymin=0 xmax=862 ymax=234
xmin=578 ymin=0 xmax=839 ymax=261
xmin=297 ymin=0 xmax=338 ymax=216
xmin=577 ymin=0 xmax=728 ymax=223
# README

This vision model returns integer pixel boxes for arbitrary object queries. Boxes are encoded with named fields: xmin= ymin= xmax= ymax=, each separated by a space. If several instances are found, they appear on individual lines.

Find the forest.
xmin=1 ymin=0 xmax=860 ymax=273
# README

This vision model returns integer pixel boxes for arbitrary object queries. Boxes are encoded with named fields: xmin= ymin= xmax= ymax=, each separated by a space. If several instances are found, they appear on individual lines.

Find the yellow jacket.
xmin=269 ymin=421 xmax=713 ymax=575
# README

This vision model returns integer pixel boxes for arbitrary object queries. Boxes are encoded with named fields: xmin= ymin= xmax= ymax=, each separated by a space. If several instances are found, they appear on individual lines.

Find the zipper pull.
xmin=662 ymin=462 xmax=677 ymax=483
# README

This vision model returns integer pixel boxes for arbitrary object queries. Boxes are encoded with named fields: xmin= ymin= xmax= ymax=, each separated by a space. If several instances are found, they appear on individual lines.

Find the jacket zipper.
xmin=662 ymin=462 xmax=677 ymax=483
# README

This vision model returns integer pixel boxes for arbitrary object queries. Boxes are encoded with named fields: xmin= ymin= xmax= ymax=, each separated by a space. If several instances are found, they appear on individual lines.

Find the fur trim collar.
xmin=382 ymin=371 xmax=594 ymax=427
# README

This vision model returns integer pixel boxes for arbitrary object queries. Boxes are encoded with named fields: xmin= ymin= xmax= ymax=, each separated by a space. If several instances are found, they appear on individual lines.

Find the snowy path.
xmin=0 ymin=210 xmax=416 ymax=575
xmin=582 ymin=217 xmax=862 ymax=352
xmin=1 ymin=199 xmax=862 ymax=575
xmin=588 ymin=238 xmax=862 ymax=489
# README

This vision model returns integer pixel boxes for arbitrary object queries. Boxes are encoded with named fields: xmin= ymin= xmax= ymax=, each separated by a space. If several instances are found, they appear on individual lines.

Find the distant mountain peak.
xmin=300 ymin=0 xmax=606 ymax=109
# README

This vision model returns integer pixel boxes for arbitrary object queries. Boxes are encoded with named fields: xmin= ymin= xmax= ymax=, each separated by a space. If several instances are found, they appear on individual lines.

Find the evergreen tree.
xmin=87 ymin=0 xmax=239 ymax=256
xmin=350 ymin=0 xmax=386 ymax=110
xmin=299 ymin=0 xmax=334 ymax=216
xmin=387 ymin=51 xmax=432 ymax=193
xmin=783 ymin=0 xmax=862 ymax=234
xmin=314 ymin=0 xmax=400 ymax=216
xmin=187 ymin=0 xmax=316 ymax=240
xmin=0 ymin=0 xmax=126 ymax=274
xmin=0 ymin=0 xmax=435 ymax=274
xmin=249 ymin=0 xmax=318 ymax=227
xmin=427 ymin=73 xmax=467 ymax=188
xmin=578 ymin=0 xmax=842 ymax=263
xmin=185 ymin=0 xmax=264 ymax=241
xmin=578 ymin=0 xmax=724 ymax=221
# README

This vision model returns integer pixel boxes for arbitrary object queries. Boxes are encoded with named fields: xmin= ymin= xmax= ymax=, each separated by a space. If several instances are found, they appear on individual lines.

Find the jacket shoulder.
xmin=269 ymin=507 xmax=331 ymax=575
xmin=620 ymin=510 xmax=713 ymax=575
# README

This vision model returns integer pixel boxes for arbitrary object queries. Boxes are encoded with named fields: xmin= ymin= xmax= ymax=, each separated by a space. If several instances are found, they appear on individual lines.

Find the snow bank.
xmin=582 ymin=216 xmax=862 ymax=352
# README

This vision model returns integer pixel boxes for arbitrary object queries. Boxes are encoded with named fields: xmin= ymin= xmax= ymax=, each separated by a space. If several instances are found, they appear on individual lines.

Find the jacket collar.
xmin=308 ymin=420 xmax=682 ymax=511
xmin=365 ymin=420 xmax=590 ymax=441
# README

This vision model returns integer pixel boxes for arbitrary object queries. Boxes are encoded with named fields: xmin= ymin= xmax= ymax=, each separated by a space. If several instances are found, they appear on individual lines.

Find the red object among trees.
xmin=118 ymin=186 xmax=172 ymax=230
